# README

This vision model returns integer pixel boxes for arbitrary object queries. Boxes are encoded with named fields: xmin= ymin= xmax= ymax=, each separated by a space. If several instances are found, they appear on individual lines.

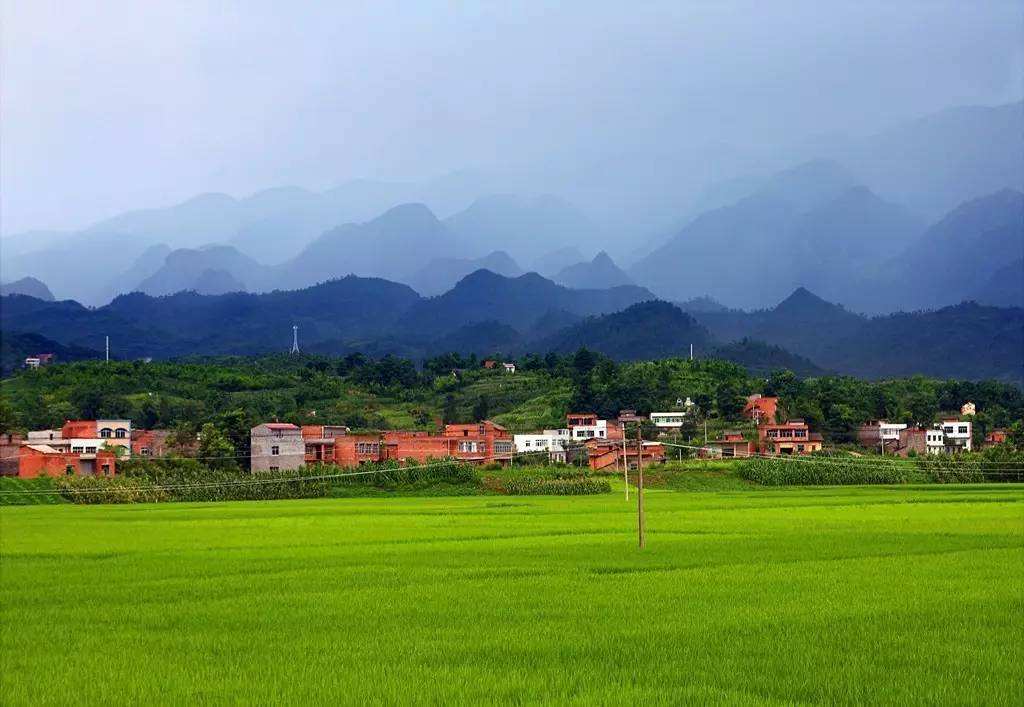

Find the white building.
xmin=650 ymin=412 xmax=687 ymax=429
xmin=878 ymin=422 xmax=907 ymax=441
xmin=502 ymin=362 xmax=516 ymax=374
xmin=514 ymin=433 xmax=568 ymax=462
xmin=939 ymin=419 xmax=972 ymax=452
xmin=925 ymin=428 xmax=945 ymax=455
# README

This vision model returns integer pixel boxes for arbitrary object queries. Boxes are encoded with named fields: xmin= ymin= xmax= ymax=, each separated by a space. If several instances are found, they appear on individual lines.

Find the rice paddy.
xmin=2 ymin=483 xmax=1022 ymax=703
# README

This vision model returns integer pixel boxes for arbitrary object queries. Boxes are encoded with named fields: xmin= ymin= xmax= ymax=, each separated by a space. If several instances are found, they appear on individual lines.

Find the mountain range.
xmin=1 ymin=100 xmax=1020 ymax=314
xmin=2 ymin=270 xmax=1020 ymax=384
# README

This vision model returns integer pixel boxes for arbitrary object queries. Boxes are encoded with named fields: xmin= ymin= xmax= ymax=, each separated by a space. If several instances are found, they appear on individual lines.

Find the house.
xmin=0 ymin=432 xmax=25 ymax=476
xmin=250 ymin=423 xmax=304 ymax=472
xmin=482 ymin=360 xmax=497 ymax=369
xmin=758 ymin=419 xmax=822 ymax=455
xmin=19 ymin=444 xmax=117 ymax=478
xmin=650 ymin=412 xmax=687 ymax=429
xmin=894 ymin=427 xmax=946 ymax=456
xmin=502 ymin=362 xmax=516 ymax=374
xmin=514 ymin=432 xmax=569 ymax=463
xmin=23 ymin=420 xmax=133 ymax=459
xmin=856 ymin=420 xmax=908 ymax=452
xmin=130 ymin=429 xmax=171 ymax=457
xmin=983 ymin=429 xmax=1008 ymax=448
xmin=705 ymin=431 xmax=755 ymax=458
xmin=960 ymin=401 xmax=976 ymax=416
xmin=24 ymin=353 xmax=55 ymax=369
xmin=743 ymin=395 xmax=778 ymax=425
xmin=585 ymin=438 xmax=665 ymax=470
xmin=441 ymin=421 xmax=514 ymax=463
xmin=300 ymin=425 xmax=351 ymax=464
xmin=565 ymin=413 xmax=623 ymax=441
xmin=939 ymin=418 xmax=972 ymax=453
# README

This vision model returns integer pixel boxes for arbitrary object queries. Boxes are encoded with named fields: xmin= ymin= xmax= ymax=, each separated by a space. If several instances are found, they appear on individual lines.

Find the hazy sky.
xmin=2 ymin=1 xmax=1021 ymax=234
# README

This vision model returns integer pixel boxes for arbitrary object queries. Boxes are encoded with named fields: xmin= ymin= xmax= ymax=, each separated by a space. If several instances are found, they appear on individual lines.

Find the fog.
xmin=2 ymin=0 xmax=1021 ymax=236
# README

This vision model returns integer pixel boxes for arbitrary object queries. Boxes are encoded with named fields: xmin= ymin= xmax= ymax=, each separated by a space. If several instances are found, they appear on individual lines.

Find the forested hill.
xmin=2 ymin=278 xmax=1022 ymax=384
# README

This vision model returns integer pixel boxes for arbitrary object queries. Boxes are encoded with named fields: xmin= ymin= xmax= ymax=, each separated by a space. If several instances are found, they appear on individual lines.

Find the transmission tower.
xmin=290 ymin=325 xmax=300 ymax=354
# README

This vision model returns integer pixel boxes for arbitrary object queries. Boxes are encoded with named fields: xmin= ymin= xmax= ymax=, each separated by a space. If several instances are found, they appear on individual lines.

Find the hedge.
xmin=500 ymin=477 xmax=611 ymax=495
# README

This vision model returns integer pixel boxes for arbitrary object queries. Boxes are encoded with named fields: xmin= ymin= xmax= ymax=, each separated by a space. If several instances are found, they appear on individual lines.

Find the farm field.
xmin=2 ymin=484 xmax=1023 ymax=703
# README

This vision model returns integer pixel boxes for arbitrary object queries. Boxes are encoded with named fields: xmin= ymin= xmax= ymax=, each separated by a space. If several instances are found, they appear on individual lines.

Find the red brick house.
xmin=983 ymin=429 xmax=1009 ymax=448
xmin=1 ymin=432 xmax=25 ymax=476
xmin=758 ymin=419 xmax=823 ymax=455
xmin=19 ymin=445 xmax=117 ymax=478
xmin=744 ymin=395 xmax=779 ymax=425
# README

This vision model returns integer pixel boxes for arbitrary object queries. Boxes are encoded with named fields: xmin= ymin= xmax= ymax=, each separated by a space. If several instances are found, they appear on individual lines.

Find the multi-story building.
xmin=758 ymin=419 xmax=823 ymax=455
xmin=19 ymin=444 xmax=118 ymax=478
xmin=565 ymin=413 xmax=623 ymax=441
xmin=1 ymin=432 xmax=25 ymax=476
xmin=250 ymin=423 xmax=304 ymax=472
xmin=514 ymin=433 xmax=569 ymax=463
xmin=939 ymin=418 xmax=972 ymax=453
xmin=856 ymin=420 xmax=909 ymax=452
xmin=649 ymin=412 xmax=687 ymax=430
xmin=23 ymin=420 xmax=133 ymax=460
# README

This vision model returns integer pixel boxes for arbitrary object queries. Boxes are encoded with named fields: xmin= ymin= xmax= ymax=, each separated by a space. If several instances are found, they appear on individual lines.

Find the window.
xmin=494 ymin=441 xmax=513 ymax=455
xmin=65 ymin=465 xmax=74 ymax=475
xmin=269 ymin=466 xmax=279 ymax=472
xmin=271 ymin=445 xmax=280 ymax=456
xmin=958 ymin=426 xmax=968 ymax=435
xmin=72 ymin=446 xmax=84 ymax=453
xmin=356 ymin=442 xmax=379 ymax=455
xmin=458 ymin=441 xmax=478 ymax=453
xmin=140 ymin=447 xmax=151 ymax=456
xmin=115 ymin=428 xmax=127 ymax=439
xmin=100 ymin=428 xmax=113 ymax=438
xmin=797 ymin=445 xmax=805 ymax=452
xmin=85 ymin=447 xmax=96 ymax=454
xmin=101 ymin=464 xmax=110 ymax=476
xmin=524 ymin=441 xmax=531 ymax=447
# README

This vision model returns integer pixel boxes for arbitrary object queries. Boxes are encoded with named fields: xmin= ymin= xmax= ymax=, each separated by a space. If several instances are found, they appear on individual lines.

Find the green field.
xmin=2 ymin=484 xmax=1023 ymax=703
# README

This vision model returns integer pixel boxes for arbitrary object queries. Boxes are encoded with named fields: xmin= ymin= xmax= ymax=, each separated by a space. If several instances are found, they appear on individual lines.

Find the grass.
xmin=2 ymin=484 xmax=1023 ymax=703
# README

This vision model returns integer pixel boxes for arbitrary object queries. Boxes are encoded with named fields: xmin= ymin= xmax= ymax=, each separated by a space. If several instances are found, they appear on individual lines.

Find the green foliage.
xmin=499 ymin=476 xmax=611 ymax=495
xmin=738 ymin=456 xmax=919 ymax=485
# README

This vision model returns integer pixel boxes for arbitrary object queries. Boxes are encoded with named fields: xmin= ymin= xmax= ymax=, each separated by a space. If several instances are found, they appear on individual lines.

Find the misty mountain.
xmin=536 ymin=300 xmax=713 ymax=361
xmin=972 ymin=259 xmax=1024 ymax=308
xmin=277 ymin=203 xmax=463 ymax=288
xmin=0 ymin=277 xmax=54 ymax=301
xmin=443 ymin=195 xmax=600 ymax=263
xmin=881 ymin=189 xmax=1024 ymax=311
xmin=810 ymin=100 xmax=1024 ymax=220
xmin=529 ymin=246 xmax=587 ymax=277
xmin=135 ymin=246 xmax=265 ymax=296
xmin=630 ymin=193 xmax=799 ymax=305
xmin=787 ymin=186 xmax=924 ymax=304
xmin=404 ymin=251 xmax=523 ymax=296
xmin=397 ymin=269 xmax=657 ymax=337
xmin=554 ymin=251 xmax=633 ymax=289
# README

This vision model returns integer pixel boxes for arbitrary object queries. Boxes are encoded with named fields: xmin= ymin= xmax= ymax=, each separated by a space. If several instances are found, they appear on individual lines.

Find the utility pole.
xmin=636 ymin=421 xmax=645 ymax=549
xmin=623 ymin=427 xmax=629 ymax=501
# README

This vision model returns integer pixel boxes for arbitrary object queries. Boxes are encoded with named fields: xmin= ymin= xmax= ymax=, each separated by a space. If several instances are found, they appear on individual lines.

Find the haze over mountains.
xmin=3 ymin=100 xmax=1020 ymax=314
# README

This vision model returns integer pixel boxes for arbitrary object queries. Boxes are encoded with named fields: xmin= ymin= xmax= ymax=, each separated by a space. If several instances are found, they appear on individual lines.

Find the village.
xmin=1 ymin=383 xmax=1003 ymax=478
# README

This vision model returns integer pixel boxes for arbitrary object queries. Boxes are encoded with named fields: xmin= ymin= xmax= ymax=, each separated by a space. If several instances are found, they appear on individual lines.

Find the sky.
xmin=2 ymin=0 xmax=1021 ymax=235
